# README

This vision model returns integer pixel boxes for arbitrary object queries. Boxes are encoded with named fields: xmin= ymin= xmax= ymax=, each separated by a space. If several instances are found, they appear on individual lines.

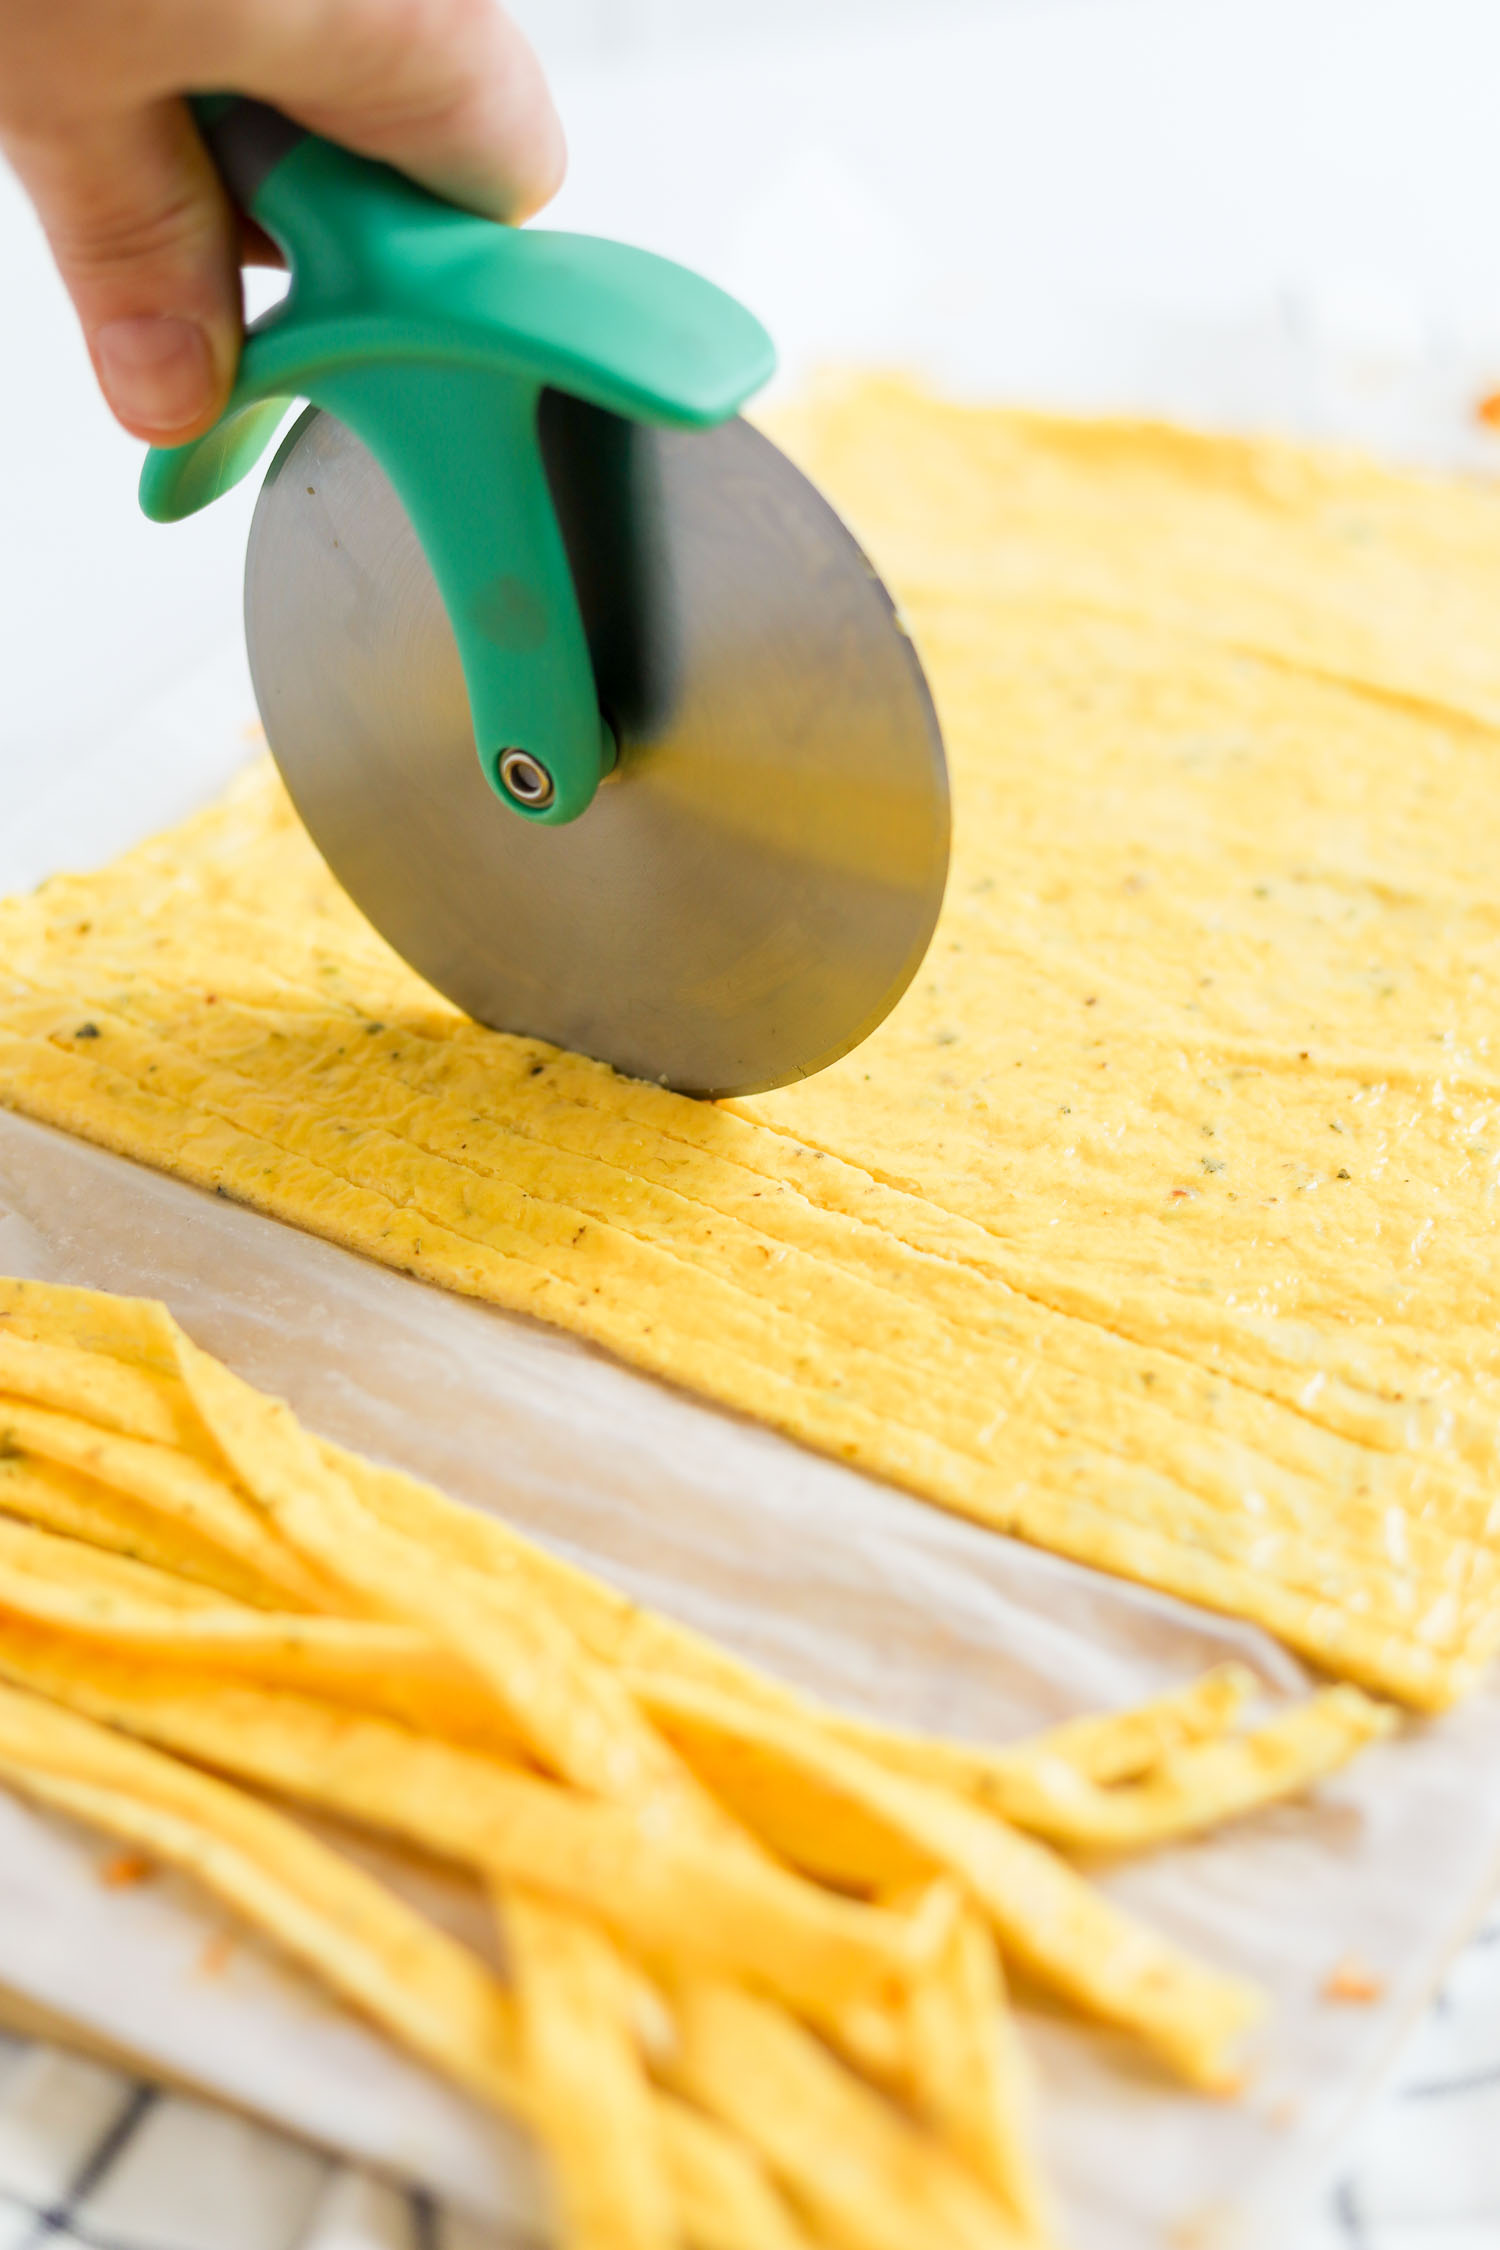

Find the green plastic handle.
xmin=141 ymin=99 xmax=776 ymax=823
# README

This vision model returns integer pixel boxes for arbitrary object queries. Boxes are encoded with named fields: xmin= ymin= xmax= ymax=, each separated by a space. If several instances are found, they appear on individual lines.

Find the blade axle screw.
xmin=498 ymin=748 xmax=556 ymax=810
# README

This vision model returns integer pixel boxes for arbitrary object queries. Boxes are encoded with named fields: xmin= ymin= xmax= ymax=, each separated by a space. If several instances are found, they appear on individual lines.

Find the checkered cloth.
xmin=5 ymin=1923 xmax=1500 ymax=2250
xmin=0 ymin=2052 xmax=511 ymax=2250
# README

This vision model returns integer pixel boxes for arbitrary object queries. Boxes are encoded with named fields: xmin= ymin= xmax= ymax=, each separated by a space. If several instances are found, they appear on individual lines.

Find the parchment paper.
xmin=1 ymin=1108 xmax=1499 ymax=2250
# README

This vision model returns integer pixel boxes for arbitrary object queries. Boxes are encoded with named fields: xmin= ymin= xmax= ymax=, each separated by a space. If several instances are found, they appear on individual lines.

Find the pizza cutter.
xmin=142 ymin=97 xmax=949 ymax=1097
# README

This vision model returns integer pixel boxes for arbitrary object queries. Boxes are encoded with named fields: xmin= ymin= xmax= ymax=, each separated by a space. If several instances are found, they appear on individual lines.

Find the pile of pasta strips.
xmin=0 ymin=1277 xmax=1388 ymax=2250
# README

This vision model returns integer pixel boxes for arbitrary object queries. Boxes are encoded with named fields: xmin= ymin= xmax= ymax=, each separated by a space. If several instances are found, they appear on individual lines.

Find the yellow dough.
xmin=5 ymin=378 xmax=1500 ymax=1709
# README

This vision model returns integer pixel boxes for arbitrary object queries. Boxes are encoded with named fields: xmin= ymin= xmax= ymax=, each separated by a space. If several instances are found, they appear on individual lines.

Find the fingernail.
xmin=93 ymin=315 xmax=215 ymax=435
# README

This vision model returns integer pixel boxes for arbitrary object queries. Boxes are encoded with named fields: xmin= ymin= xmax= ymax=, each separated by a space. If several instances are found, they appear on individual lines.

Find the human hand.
xmin=0 ymin=0 xmax=564 ymax=444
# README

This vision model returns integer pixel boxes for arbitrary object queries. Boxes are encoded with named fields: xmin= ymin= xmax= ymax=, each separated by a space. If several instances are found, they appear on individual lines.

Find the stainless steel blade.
xmin=244 ymin=398 xmax=949 ymax=1097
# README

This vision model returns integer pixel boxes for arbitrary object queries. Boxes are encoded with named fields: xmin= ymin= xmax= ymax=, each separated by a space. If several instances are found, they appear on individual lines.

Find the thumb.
xmin=5 ymin=97 xmax=241 ymax=444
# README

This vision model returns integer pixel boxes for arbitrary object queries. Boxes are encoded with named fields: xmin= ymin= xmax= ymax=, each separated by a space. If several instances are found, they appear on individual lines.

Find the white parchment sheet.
xmin=0 ymin=1111 xmax=1497 ymax=2250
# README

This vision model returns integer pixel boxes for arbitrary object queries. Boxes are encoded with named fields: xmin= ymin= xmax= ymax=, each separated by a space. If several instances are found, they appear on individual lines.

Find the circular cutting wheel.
xmin=245 ymin=400 xmax=950 ymax=1097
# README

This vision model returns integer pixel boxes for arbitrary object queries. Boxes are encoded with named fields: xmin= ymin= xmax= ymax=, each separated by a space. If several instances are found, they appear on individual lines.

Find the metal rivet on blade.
xmin=497 ymin=748 xmax=556 ymax=809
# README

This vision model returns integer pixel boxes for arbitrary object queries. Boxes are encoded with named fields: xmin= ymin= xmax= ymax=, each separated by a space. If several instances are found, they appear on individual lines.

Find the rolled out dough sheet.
xmin=1 ymin=383 xmax=1499 ymax=1707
